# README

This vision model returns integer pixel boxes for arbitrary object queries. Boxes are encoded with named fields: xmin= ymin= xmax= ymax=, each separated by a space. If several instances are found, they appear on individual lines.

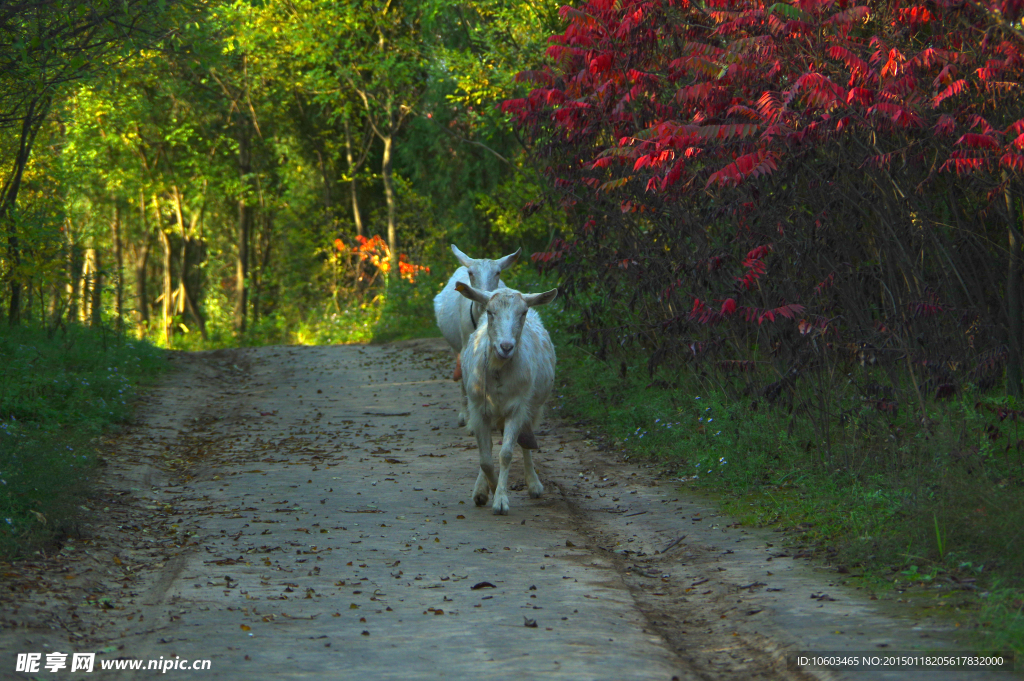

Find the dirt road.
xmin=1 ymin=341 xmax=1012 ymax=679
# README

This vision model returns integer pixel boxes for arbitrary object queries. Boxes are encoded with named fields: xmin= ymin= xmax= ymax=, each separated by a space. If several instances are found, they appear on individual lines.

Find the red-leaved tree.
xmin=505 ymin=0 xmax=1024 ymax=407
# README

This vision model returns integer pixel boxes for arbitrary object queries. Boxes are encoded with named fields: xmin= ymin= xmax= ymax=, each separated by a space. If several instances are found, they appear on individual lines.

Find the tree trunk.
xmin=112 ymin=203 xmax=124 ymax=332
xmin=172 ymin=186 xmax=206 ymax=339
xmin=80 ymin=247 xmax=94 ymax=322
xmin=23 ymin=281 xmax=33 ymax=322
xmin=381 ymin=128 xmax=397 ymax=265
xmin=89 ymin=247 xmax=103 ymax=327
xmin=235 ymin=120 xmax=252 ymax=335
xmin=159 ymin=227 xmax=172 ymax=346
xmin=66 ymin=241 xmax=80 ymax=324
xmin=251 ymin=212 xmax=273 ymax=327
xmin=134 ymin=191 xmax=151 ymax=328
xmin=343 ymin=119 xmax=365 ymax=238
xmin=1 ymin=99 xmax=47 ymax=325
xmin=1006 ymin=178 xmax=1023 ymax=397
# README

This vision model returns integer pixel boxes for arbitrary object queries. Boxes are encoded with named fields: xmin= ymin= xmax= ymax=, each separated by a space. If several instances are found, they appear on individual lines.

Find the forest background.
xmin=1 ymin=0 xmax=1023 ymax=655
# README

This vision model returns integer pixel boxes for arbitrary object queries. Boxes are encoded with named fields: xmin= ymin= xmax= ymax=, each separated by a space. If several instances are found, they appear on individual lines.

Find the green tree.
xmin=0 ymin=0 xmax=170 ymax=323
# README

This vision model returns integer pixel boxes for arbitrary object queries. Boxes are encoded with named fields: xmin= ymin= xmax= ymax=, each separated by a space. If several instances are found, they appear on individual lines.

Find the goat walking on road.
xmin=454 ymin=281 xmax=558 ymax=515
xmin=433 ymin=245 xmax=521 ymax=426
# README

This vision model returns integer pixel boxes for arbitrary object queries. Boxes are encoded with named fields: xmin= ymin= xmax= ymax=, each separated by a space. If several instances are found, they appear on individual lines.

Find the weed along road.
xmin=2 ymin=341 xmax=1011 ymax=680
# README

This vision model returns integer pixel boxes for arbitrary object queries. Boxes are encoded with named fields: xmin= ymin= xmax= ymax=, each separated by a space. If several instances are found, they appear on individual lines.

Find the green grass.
xmin=0 ymin=323 xmax=165 ymax=559
xmin=979 ymin=586 xmax=1024 ymax=655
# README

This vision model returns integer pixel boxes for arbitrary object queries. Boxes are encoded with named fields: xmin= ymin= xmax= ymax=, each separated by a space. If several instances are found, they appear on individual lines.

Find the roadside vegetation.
xmin=0 ymin=324 xmax=164 ymax=559
xmin=550 ymin=316 xmax=1024 ymax=656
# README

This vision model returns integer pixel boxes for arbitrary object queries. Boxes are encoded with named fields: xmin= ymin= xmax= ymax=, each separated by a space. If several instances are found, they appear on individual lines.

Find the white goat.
xmin=433 ymin=244 xmax=521 ymax=425
xmin=454 ymin=281 xmax=558 ymax=515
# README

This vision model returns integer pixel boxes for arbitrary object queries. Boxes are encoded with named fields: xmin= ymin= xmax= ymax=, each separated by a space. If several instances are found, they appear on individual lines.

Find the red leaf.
xmin=827 ymin=45 xmax=869 ymax=77
xmin=934 ymin=114 xmax=956 ymax=136
xmin=706 ymin=150 xmax=778 ymax=188
xmin=1006 ymin=119 xmax=1024 ymax=137
xmin=1000 ymin=153 xmax=1024 ymax=171
xmin=589 ymin=54 xmax=613 ymax=74
xmin=956 ymin=133 xmax=1000 ymax=150
xmin=846 ymin=87 xmax=874 ymax=106
xmin=932 ymin=79 xmax=967 ymax=108
xmin=676 ymin=82 xmax=718 ymax=104
xmin=773 ymin=303 xmax=805 ymax=319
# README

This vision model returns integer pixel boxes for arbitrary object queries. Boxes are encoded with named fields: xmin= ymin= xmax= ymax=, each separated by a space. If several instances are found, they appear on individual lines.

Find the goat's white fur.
xmin=455 ymin=282 xmax=558 ymax=515
xmin=433 ymin=244 xmax=521 ymax=425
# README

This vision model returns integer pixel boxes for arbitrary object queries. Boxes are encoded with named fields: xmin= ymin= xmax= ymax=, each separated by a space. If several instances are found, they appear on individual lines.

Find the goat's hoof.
xmin=528 ymin=483 xmax=544 ymax=499
xmin=473 ymin=492 xmax=489 ymax=506
xmin=458 ymin=413 xmax=466 ymax=428
xmin=492 ymin=498 xmax=509 ymax=515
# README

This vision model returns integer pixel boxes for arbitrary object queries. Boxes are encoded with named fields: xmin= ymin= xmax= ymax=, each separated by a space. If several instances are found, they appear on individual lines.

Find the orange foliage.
xmin=335 ymin=235 xmax=431 ymax=283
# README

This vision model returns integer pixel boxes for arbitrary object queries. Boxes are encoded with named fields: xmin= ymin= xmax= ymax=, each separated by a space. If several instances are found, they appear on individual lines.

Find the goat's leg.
xmin=458 ymin=380 xmax=469 ymax=429
xmin=522 ymin=448 xmax=544 ymax=498
xmin=455 ymin=355 xmax=468 ymax=428
xmin=492 ymin=422 xmax=519 ymax=515
xmin=473 ymin=426 xmax=496 ymax=506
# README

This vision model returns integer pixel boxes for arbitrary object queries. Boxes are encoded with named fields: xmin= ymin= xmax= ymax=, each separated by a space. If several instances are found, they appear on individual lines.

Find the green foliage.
xmin=370 ymin=272 xmax=446 ymax=344
xmin=474 ymin=163 xmax=567 ymax=251
xmin=423 ymin=0 xmax=564 ymax=109
xmin=1 ymin=0 xmax=568 ymax=347
xmin=979 ymin=586 xmax=1024 ymax=657
xmin=0 ymin=0 xmax=171 ymax=125
xmin=396 ymin=0 xmax=564 ymax=249
xmin=0 ymin=323 xmax=165 ymax=559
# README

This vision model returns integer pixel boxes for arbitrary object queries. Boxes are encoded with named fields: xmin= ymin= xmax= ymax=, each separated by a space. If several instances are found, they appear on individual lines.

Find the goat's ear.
xmin=497 ymin=247 xmax=522 ymax=271
xmin=451 ymin=244 xmax=473 ymax=268
xmin=455 ymin=281 xmax=490 ymax=306
xmin=523 ymin=288 xmax=558 ymax=308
